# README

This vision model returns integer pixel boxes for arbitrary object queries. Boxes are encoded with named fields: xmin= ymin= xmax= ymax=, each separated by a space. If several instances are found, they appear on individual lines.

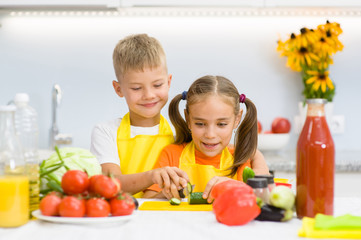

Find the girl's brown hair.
xmin=169 ymin=75 xmax=258 ymax=177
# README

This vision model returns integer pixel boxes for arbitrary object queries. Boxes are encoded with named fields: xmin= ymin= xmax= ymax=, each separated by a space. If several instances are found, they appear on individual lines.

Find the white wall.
xmin=0 ymin=11 xmax=360 ymax=152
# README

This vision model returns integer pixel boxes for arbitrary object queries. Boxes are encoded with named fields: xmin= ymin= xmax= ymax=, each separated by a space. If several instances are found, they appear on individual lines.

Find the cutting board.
xmin=139 ymin=201 xmax=212 ymax=211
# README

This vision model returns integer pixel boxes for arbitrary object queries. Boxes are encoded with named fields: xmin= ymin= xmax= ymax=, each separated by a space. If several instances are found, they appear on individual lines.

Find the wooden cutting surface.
xmin=139 ymin=201 xmax=212 ymax=211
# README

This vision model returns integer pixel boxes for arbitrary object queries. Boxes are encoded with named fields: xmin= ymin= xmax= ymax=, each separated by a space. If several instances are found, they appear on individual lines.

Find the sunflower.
xmin=318 ymin=20 xmax=342 ymax=37
xmin=313 ymin=35 xmax=336 ymax=58
xmin=286 ymin=47 xmax=320 ymax=71
xmin=305 ymin=70 xmax=334 ymax=93
xmin=277 ymin=33 xmax=297 ymax=56
xmin=294 ymin=28 xmax=319 ymax=48
xmin=277 ymin=39 xmax=285 ymax=53
xmin=324 ymin=30 xmax=344 ymax=52
xmin=277 ymin=21 xmax=342 ymax=102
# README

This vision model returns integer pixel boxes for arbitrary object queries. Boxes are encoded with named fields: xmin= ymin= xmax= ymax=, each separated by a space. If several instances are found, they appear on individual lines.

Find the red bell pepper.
xmin=211 ymin=180 xmax=253 ymax=200
xmin=213 ymin=187 xmax=260 ymax=226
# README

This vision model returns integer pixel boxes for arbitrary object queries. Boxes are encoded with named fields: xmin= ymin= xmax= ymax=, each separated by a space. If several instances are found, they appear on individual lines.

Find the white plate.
xmin=32 ymin=210 xmax=135 ymax=224
xmin=258 ymin=133 xmax=290 ymax=151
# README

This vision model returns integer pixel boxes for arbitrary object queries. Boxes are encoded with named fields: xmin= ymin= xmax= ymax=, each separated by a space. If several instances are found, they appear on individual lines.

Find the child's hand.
xmin=203 ymin=177 xmax=237 ymax=203
xmin=151 ymin=167 xmax=189 ymax=197
xmin=161 ymin=182 xmax=181 ymax=200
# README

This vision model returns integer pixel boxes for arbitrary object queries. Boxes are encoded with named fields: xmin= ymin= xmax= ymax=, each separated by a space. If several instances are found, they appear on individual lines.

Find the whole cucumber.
xmin=188 ymin=192 xmax=209 ymax=204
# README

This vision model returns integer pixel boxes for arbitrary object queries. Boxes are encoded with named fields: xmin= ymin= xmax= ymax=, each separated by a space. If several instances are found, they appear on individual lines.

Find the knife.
xmin=178 ymin=183 xmax=195 ymax=198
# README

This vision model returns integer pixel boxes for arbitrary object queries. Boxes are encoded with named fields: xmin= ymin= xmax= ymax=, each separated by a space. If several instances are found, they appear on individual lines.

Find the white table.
xmin=1 ymin=197 xmax=361 ymax=240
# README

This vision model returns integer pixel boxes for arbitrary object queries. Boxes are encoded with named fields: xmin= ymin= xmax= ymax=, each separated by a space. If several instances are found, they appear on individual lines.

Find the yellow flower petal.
xmin=321 ymin=81 xmax=327 ymax=92
xmin=313 ymin=81 xmax=321 ymax=91
xmin=306 ymin=76 xmax=317 ymax=84
xmin=306 ymin=70 xmax=319 ymax=75
xmin=305 ymin=54 xmax=312 ymax=65
xmin=326 ymin=77 xmax=335 ymax=90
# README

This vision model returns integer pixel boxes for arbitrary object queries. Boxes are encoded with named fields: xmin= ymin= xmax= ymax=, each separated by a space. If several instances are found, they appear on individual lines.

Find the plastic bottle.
xmin=255 ymin=175 xmax=275 ymax=192
xmin=0 ymin=105 xmax=29 ymax=227
xmin=296 ymin=98 xmax=335 ymax=218
xmin=13 ymin=93 xmax=40 ymax=217
xmin=247 ymin=178 xmax=270 ymax=204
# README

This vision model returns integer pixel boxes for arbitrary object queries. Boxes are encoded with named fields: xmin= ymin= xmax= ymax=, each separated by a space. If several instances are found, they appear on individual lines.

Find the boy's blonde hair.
xmin=113 ymin=34 xmax=167 ymax=81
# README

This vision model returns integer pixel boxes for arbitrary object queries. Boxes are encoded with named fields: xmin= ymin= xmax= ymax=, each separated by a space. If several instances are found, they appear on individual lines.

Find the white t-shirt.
xmin=90 ymin=118 xmax=159 ymax=166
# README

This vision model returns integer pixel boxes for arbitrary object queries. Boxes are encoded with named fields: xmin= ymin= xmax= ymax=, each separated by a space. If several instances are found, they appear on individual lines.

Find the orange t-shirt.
xmin=147 ymin=143 xmax=250 ymax=192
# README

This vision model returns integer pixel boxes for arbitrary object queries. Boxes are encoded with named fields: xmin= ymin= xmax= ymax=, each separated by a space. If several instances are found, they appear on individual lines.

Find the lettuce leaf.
xmin=40 ymin=147 xmax=102 ymax=193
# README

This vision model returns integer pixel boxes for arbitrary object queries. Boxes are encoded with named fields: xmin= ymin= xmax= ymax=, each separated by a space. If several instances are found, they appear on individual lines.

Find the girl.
xmin=143 ymin=75 xmax=269 ymax=201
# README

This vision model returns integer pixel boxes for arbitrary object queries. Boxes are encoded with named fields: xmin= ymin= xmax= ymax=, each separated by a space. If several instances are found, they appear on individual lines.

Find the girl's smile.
xmin=202 ymin=142 xmax=220 ymax=150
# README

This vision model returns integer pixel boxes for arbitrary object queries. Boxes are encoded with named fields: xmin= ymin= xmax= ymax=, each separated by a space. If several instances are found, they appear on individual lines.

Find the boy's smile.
xmin=140 ymin=102 xmax=158 ymax=108
xmin=113 ymin=65 xmax=172 ymax=127
xmin=187 ymin=95 xmax=242 ymax=157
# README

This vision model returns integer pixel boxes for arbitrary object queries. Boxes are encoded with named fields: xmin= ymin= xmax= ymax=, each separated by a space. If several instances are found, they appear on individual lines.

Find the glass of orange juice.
xmin=0 ymin=175 xmax=29 ymax=227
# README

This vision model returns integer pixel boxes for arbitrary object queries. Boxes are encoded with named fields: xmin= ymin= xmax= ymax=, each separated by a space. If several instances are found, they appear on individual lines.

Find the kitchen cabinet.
xmin=0 ymin=0 xmax=119 ymax=8
xmin=121 ymin=0 xmax=263 ymax=7
xmin=122 ymin=0 xmax=361 ymax=7
xmin=265 ymin=0 xmax=361 ymax=7
xmin=1 ymin=0 xmax=361 ymax=9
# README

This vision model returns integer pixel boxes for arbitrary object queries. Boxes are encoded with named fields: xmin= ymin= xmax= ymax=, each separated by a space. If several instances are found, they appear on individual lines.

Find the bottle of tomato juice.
xmin=296 ymin=98 xmax=335 ymax=219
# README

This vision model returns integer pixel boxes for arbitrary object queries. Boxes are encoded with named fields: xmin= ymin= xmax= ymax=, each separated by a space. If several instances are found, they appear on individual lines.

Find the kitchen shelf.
xmin=2 ymin=0 xmax=361 ymax=18
xmin=121 ymin=0 xmax=263 ymax=7
xmin=4 ymin=8 xmax=361 ymax=18
xmin=0 ymin=0 xmax=119 ymax=9
xmin=123 ymin=0 xmax=361 ymax=8
xmin=2 ymin=0 xmax=361 ymax=9
xmin=265 ymin=0 xmax=361 ymax=7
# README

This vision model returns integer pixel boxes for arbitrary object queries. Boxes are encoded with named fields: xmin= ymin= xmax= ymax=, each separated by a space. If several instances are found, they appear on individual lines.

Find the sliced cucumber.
xmin=188 ymin=192 xmax=209 ymax=204
xmin=179 ymin=182 xmax=194 ymax=198
xmin=187 ymin=182 xmax=193 ymax=194
xmin=170 ymin=198 xmax=181 ymax=205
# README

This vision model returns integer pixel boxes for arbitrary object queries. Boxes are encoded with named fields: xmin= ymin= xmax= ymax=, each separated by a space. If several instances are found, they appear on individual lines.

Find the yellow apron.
xmin=179 ymin=142 xmax=239 ymax=192
xmin=117 ymin=113 xmax=174 ymax=198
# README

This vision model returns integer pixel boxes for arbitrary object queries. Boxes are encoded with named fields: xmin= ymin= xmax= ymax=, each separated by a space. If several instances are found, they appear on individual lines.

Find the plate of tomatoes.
xmin=32 ymin=209 xmax=136 ymax=224
xmin=36 ymin=170 xmax=137 ymax=224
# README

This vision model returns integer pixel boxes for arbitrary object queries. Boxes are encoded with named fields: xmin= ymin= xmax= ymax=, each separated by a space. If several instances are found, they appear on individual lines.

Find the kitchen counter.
xmin=264 ymin=150 xmax=361 ymax=173
xmin=1 ymin=194 xmax=361 ymax=240
xmin=274 ymin=172 xmax=361 ymax=198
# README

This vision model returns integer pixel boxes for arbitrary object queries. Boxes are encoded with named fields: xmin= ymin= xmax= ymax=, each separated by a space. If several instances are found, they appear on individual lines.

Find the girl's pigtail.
xmin=230 ymin=98 xmax=258 ymax=177
xmin=169 ymin=94 xmax=192 ymax=144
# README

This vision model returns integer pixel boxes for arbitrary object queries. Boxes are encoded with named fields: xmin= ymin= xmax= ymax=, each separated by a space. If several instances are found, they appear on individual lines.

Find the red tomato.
xmin=39 ymin=194 xmax=62 ymax=216
xmin=88 ymin=174 xmax=103 ymax=193
xmin=93 ymin=175 xmax=121 ymax=199
xmin=109 ymin=192 xmax=135 ymax=216
xmin=211 ymin=180 xmax=253 ymax=200
xmin=47 ymin=191 xmax=63 ymax=197
xmin=257 ymin=121 xmax=262 ymax=134
xmin=59 ymin=196 xmax=86 ymax=217
xmin=213 ymin=188 xmax=260 ymax=226
xmin=61 ymin=170 xmax=89 ymax=195
xmin=271 ymin=117 xmax=291 ymax=133
xmin=86 ymin=198 xmax=110 ymax=217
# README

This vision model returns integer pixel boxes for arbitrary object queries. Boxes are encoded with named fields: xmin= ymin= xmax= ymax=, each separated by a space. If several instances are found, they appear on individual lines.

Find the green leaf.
xmin=40 ymin=147 xmax=102 ymax=194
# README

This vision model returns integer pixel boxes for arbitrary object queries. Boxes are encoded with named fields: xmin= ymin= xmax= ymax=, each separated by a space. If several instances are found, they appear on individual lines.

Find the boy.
xmin=90 ymin=34 xmax=188 ymax=198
